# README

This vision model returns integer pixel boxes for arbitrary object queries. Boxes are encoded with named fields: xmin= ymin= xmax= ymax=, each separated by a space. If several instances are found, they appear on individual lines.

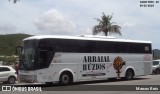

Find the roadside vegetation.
xmin=0 ymin=34 xmax=31 ymax=65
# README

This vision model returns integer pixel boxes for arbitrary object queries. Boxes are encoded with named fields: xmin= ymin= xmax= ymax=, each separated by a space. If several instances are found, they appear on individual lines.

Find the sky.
xmin=0 ymin=0 xmax=160 ymax=49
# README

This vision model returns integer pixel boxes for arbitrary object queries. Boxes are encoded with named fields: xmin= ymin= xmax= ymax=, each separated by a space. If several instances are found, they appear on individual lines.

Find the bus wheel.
xmin=125 ymin=69 xmax=134 ymax=80
xmin=59 ymin=72 xmax=72 ymax=86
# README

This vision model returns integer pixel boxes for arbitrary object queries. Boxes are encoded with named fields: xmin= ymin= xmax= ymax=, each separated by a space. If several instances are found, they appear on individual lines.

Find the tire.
xmin=125 ymin=69 xmax=134 ymax=80
xmin=59 ymin=72 xmax=72 ymax=86
xmin=8 ymin=77 xmax=16 ymax=84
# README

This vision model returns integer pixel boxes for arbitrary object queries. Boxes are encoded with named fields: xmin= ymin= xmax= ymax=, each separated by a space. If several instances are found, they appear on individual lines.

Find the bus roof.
xmin=23 ymin=35 xmax=151 ymax=44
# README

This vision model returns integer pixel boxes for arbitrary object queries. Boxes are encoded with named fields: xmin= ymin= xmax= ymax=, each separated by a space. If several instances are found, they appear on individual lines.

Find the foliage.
xmin=0 ymin=33 xmax=31 ymax=56
xmin=153 ymin=49 xmax=160 ymax=60
xmin=93 ymin=13 xmax=121 ymax=36
xmin=0 ymin=33 xmax=31 ymax=65
xmin=0 ymin=56 xmax=18 ymax=65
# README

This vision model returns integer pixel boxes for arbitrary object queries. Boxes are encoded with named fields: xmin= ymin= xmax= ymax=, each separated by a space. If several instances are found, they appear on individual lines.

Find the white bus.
xmin=18 ymin=35 xmax=152 ymax=85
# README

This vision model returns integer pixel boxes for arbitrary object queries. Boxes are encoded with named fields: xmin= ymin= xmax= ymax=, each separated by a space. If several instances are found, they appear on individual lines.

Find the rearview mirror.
xmin=16 ymin=46 xmax=22 ymax=55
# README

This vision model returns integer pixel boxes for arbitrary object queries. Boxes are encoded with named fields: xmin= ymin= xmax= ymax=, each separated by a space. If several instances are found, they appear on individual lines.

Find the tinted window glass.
xmin=114 ymin=42 xmax=129 ymax=53
xmin=0 ymin=67 xmax=10 ymax=72
xmin=92 ymin=41 xmax=114 ymax=53
xmin=153 ymin=61 xmax=159 ymax=65
xmin=129 ymin=43 xmax=151 ymax=54
xmin=38 ymin=39 xmax=152 ymax=54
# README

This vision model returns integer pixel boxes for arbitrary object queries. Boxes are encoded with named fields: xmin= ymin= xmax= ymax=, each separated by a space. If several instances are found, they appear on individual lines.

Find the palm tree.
xmin=9 ymin=0 xmax=20 ymax=3
xmin=93 ymin=12 xmax=121 ymax=36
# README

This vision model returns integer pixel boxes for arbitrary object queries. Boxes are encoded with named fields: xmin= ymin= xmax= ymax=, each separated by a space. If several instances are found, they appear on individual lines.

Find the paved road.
xmin=1 ymin=75 xmax=160 ymax=94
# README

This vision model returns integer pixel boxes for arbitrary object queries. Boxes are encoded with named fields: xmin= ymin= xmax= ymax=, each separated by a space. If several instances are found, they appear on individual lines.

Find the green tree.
xmin=0 ymin=34 xmax=31 ymax=56
xmin=93 ymin=13 xmax=121 ymax=36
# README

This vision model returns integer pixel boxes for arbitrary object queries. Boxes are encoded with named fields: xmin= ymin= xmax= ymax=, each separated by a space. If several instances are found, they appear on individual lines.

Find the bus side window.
xmin=39 ymin=50 xmax=47 ymax=63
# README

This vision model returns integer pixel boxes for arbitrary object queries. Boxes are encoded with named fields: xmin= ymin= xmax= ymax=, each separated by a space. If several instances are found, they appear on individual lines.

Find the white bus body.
xmin=18 ymin=35 xmax=152 ymax=85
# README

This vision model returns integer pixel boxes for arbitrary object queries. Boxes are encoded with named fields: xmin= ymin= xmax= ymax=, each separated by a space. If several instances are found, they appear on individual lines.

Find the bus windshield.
xmin=19 ymin=40 xmax=36 ymax=70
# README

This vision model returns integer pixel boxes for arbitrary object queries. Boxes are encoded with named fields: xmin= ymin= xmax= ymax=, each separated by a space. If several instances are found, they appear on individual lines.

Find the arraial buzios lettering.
xmin=83 ymin=56 xmax=110 ymax=71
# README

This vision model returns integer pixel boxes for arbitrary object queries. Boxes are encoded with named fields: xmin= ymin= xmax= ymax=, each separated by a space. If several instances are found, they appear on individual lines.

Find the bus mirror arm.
xmin=16 ymin=46 xmax=22 ymax=55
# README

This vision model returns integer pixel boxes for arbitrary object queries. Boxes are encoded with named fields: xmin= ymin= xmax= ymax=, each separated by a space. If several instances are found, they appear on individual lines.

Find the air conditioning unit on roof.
xmin=79 ymin=35 xmax=115 ymax=39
